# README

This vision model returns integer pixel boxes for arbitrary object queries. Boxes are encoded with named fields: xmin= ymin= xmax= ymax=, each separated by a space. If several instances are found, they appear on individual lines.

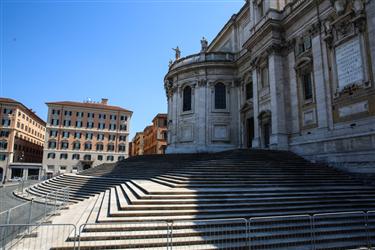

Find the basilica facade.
xmin=164 ymin=0 xmax=375 ymax=165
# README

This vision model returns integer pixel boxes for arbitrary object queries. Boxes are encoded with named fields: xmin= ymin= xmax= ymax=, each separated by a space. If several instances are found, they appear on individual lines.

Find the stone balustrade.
xmin=169 ymin=52 xmax=235 ymax=71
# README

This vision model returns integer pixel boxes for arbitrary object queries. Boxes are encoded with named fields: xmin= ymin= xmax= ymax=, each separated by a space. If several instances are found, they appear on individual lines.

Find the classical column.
xmin=312 ymin=33 xmax=329 ymax=129
xmin=268 ymin=51 xmax=288 ymax=149
xmin=251 ymin=68 xmax=261 ymax=148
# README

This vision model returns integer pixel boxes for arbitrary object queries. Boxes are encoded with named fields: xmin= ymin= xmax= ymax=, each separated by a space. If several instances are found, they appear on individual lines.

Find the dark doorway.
xmin=28 ymin=169 xmax=39 ymax=179
xmin=246 ymin=118 xmax=254 ymax=148
xmin=0 ymin=167 xmax=3 ymax=181
xmin=263 ymin=123 xmax=270 ymax=148
xmin=83 ymin=164 xmax=91 ymax=170
xmin=11 ymin=168 xmax=23 ymax=178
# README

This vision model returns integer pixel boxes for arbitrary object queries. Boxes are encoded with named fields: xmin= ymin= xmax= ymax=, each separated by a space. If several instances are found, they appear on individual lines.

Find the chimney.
xmin=101 ymin=98 xmax=108 ymax=105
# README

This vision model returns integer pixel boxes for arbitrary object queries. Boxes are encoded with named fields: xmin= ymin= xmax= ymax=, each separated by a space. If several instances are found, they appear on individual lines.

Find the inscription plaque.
xmin=335 ymin=37 xmax=364 ymax=89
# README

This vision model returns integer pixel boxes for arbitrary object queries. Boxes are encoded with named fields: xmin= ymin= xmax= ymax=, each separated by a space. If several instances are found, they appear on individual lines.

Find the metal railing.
xmin=0 ymin=223 xmax=76 ymax=250
xmin=1 ymin=187 xmax=70 ymax=224
xmin=1 ymin=210 xmax=375 ymax=249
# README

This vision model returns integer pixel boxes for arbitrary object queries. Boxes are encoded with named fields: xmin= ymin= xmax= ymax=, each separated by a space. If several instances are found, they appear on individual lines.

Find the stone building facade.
xmin=164 ymin=0 xmax=375 ymax=165
xmin=0 ymin=98 xmax=46 ymax=182
xmin=43 ymin=99 xmax=132 ymax=177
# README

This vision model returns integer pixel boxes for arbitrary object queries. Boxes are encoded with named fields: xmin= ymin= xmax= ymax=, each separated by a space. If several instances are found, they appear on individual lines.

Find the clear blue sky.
xmin=1 ymin=0 xmax=244 ymax=139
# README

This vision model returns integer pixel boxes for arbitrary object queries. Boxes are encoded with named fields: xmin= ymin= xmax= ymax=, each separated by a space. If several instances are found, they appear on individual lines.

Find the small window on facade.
xmin=60 ymin=153 xmax=68 ymax=160
xmin=72 ymin=154 xmax=80 ymax=160
xmin=246 ymin=81 xmax=253 ymax=100
xmin=83 ymin=154 xmax=91 ymax=161
xmin=97 ymin=155 xmax=103 ymax=161
xmin=302 ymin=72 xmax=313 ymax=100
xmin=182 ymin=86 xmax=192 ymax=112
xmin=214 ymin=83 xmax=226 ymax=109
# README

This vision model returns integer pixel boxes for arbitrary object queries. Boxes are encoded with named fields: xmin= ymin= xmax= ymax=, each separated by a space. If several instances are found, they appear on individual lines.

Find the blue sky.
xmin=1 ymin=0 xmax=244 ymax=138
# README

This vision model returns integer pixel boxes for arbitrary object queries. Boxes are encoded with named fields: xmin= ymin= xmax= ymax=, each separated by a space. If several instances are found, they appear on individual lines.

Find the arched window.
xmin=183 ymin=86 xmax=192 ymax=112
xmin=215 ymin=83 xmax=226 ymax=109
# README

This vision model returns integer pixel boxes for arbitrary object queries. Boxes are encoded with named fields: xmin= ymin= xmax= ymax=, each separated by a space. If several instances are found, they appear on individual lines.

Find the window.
xmin=0 ymin=154 xmax=6 ymax=161
xmin=97 ymin=155 xmax=103 ymax=161
xmin=183 ymin=86 xmax=192 ymax=112
xmin=86 ymin=133 xmax=93 ymax=140
xmin=246 ymin=81 xmax=253 ymax=100
xmin=48 ymin=141 xmax=56 ymax=149
xmin=107 ymin=155 xmax=114 ymax=161
xmin=76 ymin=112 xmax=84 ymax=117
xmin=84 ymin=142 xmax=92 ymax=150
xmin=108 ymin=135 xmax=116 ymax=141
xmin=302 ymin=72 xmax=313 ymax=100
xmin=86 ymin=122 xmax=94 ymax=128
xmin=60 ymin=153 xmax=68 ymax=160
xmin=64 ymin=110 xmax=72 ymax=116
xmin=47 ymin=153 xmax=55 ymax=159
xmin=119 ymin=144 xmax=126 ymax=152
xmin=110 ymin=115 xmax=117 ymax=120
xmin=72 ymin=142 xmax=80 ymax=150
xmin=50 ymin=130 xmax=58 ymax=137
xmin=87 ymin=112 xmax=95 ymax=118
xmin=96 ymin=143 xmax=104 ymax=151
xmin=2 ymin=119 xmax=11 ymax=126
xmin=83 ymin=154 xmax=91 ymax=161
xmin=109 ymin=124 xmax=116 ymax=130
xmin=120 ymin=115 xmax=127 ymax=121
xmin=62 ymin=131 xmax=70 ymax=138
xmin=99 ymin=114 xmax=106 ymax=119
xmin=63 ymin=120 xmax=71 ymax=127
xmin=72 ymin=154 xmax=80 ymax=160
xmin=61 ymin=141 xmax=69 ymax=149
xmin=98 ymin=123 xmax=105 ymax=129
xmin=107 ymin=144 xmax=115 ymax=152
xmin=258 ymin=1 xmax=264 ymax=17
xmin=120 ymin=124 xmax=127 ymax=131
xmin=51 ymin=119 xmax=59 ymax=126
xmin=47 ymin=165 xmax=55 ymax=171
xmin=97 ymin=134 xmax=104 ymax=141
xmin=297 ymin=36 xmax=312 ymax=55
xmin=260 ymin=67 xmax=269 ymax=88
xmin=74 ymin=132 xmax=81 ymax=139
xmin=118 ymin=156 xmax=125 ymax=161
xmin=214 ymin=83 xmax=226 ymax=109
xmin=60 ymin=165 xmax=67 ymax=170
xmin=119 ymin=135 xmax=127 ymax=141
xmin=75 ymin=121 xmax=82 ymax=128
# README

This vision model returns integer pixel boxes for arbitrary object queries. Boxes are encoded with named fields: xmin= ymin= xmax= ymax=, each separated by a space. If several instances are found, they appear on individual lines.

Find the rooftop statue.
xmin=172 ymin=46 xmax=181 ymax=60
xmin=201 ymin=37 xmax=208 ymax=52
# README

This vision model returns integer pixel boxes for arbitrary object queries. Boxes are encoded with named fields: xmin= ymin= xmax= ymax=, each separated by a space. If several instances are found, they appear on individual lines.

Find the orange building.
xmin=132 ymin=113 xmax=167 ymax=156
xmin=130 ymin=132 xmax=144 ymax=157
xmin=0 ymin=98 xmax=46 ymax=182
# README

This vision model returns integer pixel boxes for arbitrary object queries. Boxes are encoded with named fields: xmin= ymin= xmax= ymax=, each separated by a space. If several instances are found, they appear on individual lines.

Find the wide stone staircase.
xmin=19 ymin=150 xmax=375 ymax=249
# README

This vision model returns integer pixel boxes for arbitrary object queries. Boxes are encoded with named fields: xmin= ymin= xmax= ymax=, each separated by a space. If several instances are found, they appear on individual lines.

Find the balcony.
xmin=169 ymin=52 xmax=235 ymax=71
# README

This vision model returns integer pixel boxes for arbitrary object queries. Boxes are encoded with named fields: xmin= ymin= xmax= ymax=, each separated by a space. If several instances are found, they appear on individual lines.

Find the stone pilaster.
xmin=288 ymin=50 xmax=300 ymax=134
xmin=251 ymin=68 xmax=261 ymax=148
xmin=268 ymin=52 xmax=288 ymax=149
xmin=312 ymin=34 xmax=330 ymax=129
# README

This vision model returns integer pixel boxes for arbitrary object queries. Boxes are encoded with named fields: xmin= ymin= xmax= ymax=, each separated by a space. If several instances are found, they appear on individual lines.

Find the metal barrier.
xmin=170 ymin=218 xmax=248 ymax=249
xmin=1 ymin=210 xmax=375 ymax=249
xmin=249 ymin=214 xmax=313 ymax=250
xmin=0 ymin=223 xmax=76 ymax=250
xmin=78 ymin=221 xmax=170 ymax=249
xmin=313 ymin=211 xmax=368 ymax=250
